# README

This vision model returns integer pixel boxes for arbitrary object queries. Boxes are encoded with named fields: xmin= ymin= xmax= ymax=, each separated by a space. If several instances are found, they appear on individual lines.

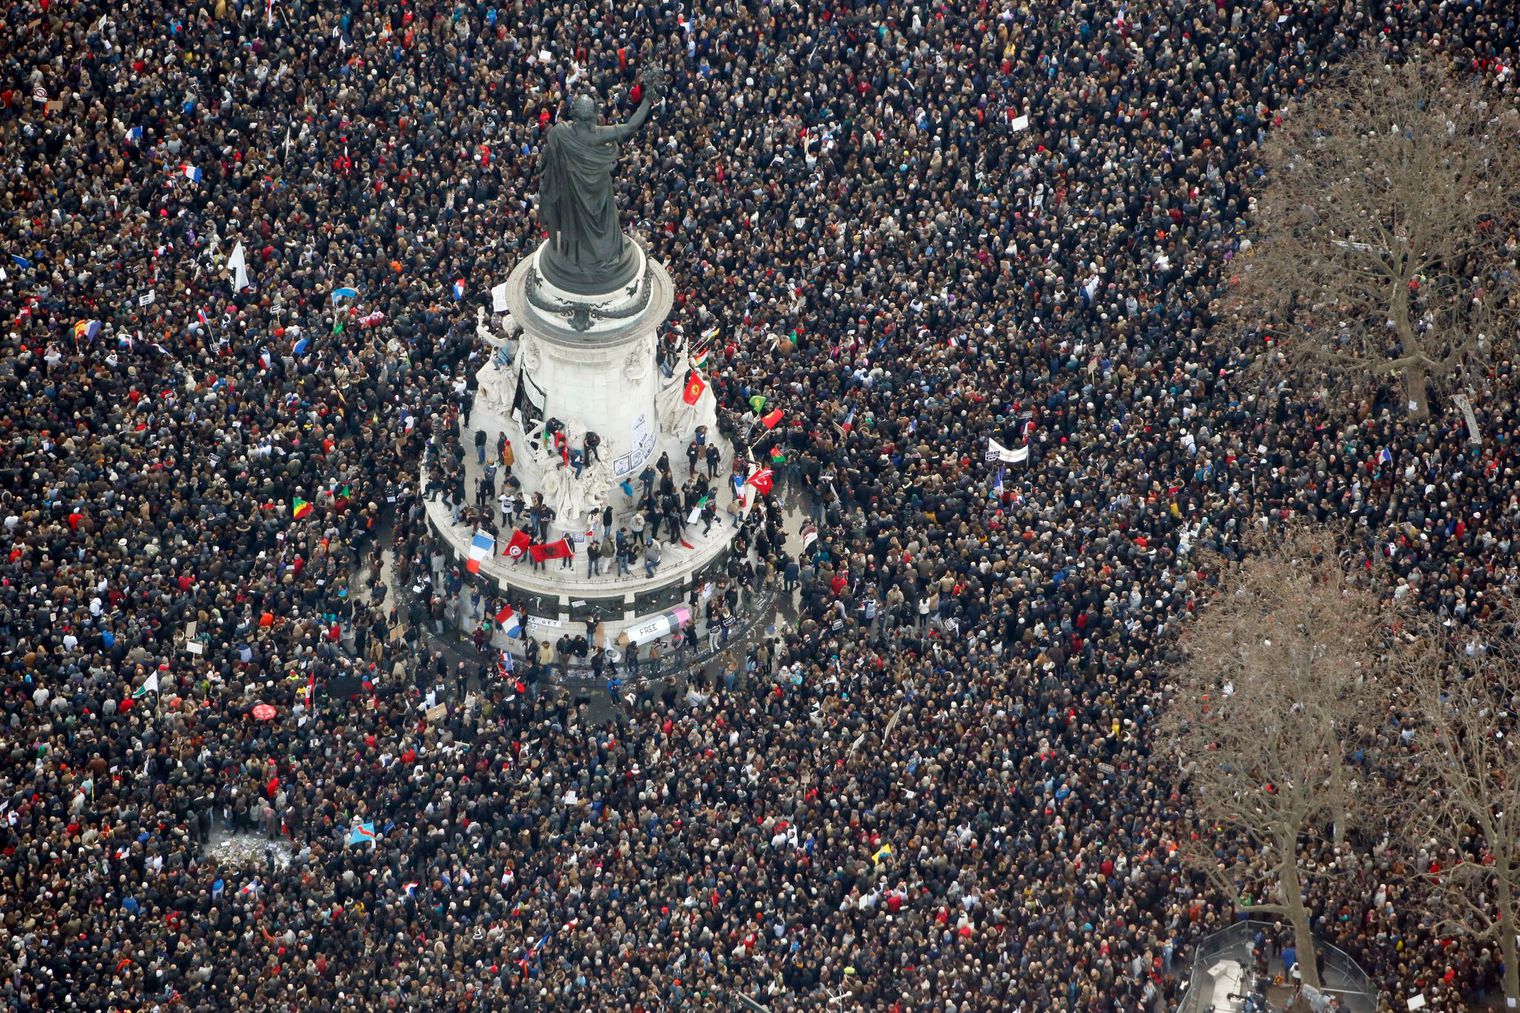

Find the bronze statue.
xmin=539 ymin=68 xmax=666 ymax=293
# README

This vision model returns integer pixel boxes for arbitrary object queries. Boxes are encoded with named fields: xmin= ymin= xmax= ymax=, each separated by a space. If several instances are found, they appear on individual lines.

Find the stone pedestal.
xmin=429 ymin=236 xmax=743 ymax=652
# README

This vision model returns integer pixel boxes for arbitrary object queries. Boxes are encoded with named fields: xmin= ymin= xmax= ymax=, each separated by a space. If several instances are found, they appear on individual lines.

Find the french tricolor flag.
xmin=452 ymin=278 xmax=467 ymax=301
xmin=467 ymin=531 xmax=495 ymax=573
xmin=180 ymin=164 xmax=202 ymax=183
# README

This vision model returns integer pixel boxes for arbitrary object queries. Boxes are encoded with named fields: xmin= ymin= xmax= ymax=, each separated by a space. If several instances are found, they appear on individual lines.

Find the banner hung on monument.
xmin=511 ymin=367 xmax=547 ymax=430
xmin=613 ymin=411 xmax=656 ymax=479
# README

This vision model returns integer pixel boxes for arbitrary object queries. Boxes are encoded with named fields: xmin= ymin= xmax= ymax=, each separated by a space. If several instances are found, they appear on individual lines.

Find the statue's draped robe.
xmin=540 ymin=123 xmax=623 ymax=273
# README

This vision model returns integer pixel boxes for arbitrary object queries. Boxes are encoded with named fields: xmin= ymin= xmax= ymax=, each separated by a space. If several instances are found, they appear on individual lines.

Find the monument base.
xmin=426 ymin=385 xmax=748 ymax=655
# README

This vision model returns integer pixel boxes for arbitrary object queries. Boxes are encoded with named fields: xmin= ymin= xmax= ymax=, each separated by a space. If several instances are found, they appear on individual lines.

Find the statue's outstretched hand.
xmin=643 ymin=66 xmax=668 ymax=102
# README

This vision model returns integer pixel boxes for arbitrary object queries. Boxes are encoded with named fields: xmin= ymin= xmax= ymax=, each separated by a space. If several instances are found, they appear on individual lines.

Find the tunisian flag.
xmin=527 ymin=538 xmax=573 ymax=563
xmin=503 ymin=529 xmax=532 ymax=559
xmin=682 ymin=368 xmax=706 ymax=406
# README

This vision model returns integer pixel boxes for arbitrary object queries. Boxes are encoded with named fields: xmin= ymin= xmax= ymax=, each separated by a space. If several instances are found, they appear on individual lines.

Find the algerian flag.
xmin=132 ymin=672 xmax=160 ymax=699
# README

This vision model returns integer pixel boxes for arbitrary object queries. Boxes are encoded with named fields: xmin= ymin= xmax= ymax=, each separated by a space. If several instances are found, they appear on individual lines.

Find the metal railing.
xmin=1176 ymin=919 xmax=1379 ymax=1012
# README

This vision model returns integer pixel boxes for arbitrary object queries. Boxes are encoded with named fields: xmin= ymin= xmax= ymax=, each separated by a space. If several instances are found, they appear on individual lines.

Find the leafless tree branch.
xmin=1223 ymin=50 xmax=1520 ymax=420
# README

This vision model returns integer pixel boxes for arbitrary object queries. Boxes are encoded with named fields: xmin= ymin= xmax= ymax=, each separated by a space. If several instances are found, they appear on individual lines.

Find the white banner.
xmin=491 ymin=282 xmax=509 ymax=314
xmin=624 ymin=606 xmax=692 ymax=646
xmin=1451 ymin=393 xmax=1482 ymax=446
xmin=986 ymin=437 xmax=1029 ymax=464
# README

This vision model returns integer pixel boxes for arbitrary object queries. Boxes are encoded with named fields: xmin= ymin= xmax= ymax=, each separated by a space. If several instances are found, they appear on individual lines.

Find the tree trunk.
xmin=1401 ymin=362 xmax=1431 ymax=421
xmin=1279 ymin=853 xmax=1322 ymax=989
xmin=1501 ymin=877 xmax=1519 ymax=1006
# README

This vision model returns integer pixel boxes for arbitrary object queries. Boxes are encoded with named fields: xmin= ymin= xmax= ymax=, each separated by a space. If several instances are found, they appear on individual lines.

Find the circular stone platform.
xmin=427 ymin=237 xmax=747 ymax=652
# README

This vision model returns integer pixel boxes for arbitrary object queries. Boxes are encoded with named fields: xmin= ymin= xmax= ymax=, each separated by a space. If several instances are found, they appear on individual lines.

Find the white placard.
xmin=1011 ymin=115 xmax=1030 ymax=132
xmin=491 ymin=282 xmax=509 ymax=314
xmin=139 ymin=291 xmax=156 ymax=306
xmin=615 ymin=411 xmax=656 ymax=478
xmin=526 ymin=616 xmax=564 ymax=632
xmin=1406 ymin=995 xmax=1427 ymax=1011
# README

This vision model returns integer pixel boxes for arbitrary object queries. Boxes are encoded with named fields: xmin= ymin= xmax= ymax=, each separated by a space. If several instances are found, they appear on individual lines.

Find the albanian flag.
xmin=527 ymin=538 xmax=573 ymax=563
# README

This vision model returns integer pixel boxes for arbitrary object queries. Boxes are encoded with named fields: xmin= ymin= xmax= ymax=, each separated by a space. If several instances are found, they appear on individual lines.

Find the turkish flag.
xmin=746 ymin=467 xmax=774 ymax=496
xmin=682 ymin=369 xmax=706 ymax=406
xmin=503 ymin=529 xmax=532 ymax=559
xmin=528 ymin=538 xmax=573 ymax=563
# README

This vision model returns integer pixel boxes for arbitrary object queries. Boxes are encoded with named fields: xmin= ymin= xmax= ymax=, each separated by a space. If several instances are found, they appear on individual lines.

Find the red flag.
xmin=528 ymin=538 xmax=573 ymax=563
xmin=682 ymin=369 xmax=706 ymax=406
xmin=503 ymin=529 xmax=531 ymax=559
xmin=746 ymin=467 xmax=774 ymax=496
xmin=761 ymin=408 xmax=784 ymax=429
xmin=679 ymin=537 xmax=696 ymax=550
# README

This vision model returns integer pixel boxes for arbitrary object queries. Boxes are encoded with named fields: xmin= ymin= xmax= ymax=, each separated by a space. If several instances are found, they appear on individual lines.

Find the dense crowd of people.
xmin=2 ymin=0 xmax=1518 ymax=1009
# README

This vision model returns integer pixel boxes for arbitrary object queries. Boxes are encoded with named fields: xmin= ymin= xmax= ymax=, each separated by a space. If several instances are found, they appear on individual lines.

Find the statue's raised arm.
xmin=538 ymin=68 xmax=667 ymax=294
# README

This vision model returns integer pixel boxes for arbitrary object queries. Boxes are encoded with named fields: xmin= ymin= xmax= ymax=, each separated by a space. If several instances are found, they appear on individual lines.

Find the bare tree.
xmin=1227 ymin=49 xmax=1520 ymax=420
xmin=1162 ymin=524 xmax=1392 ymax=989
xmin=1395 ymin=612 xmax=1520 ymax=1004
